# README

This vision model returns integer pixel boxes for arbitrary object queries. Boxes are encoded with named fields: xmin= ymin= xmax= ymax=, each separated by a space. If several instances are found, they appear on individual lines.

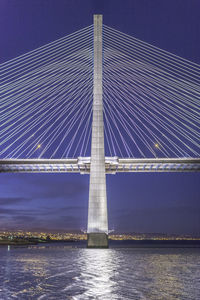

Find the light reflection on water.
xmin=74 ymin=249 xmax=118 ymax=299
xmin=0 ymin=243 xmax=199 ymax=299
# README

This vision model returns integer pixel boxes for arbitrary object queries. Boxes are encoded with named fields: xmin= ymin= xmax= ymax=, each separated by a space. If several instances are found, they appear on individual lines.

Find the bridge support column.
xmin=87 ymin=15 xmax=108 ymax=248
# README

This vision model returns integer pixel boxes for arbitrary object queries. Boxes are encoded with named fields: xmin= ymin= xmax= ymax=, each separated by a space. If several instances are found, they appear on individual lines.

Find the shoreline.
xmin=1 ymin=239 xmax=200 ymax=248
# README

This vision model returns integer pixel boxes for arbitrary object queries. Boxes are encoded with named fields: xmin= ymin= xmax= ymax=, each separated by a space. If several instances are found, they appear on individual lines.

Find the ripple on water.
xmin=0 ymin=246 xmax=199 ymax=299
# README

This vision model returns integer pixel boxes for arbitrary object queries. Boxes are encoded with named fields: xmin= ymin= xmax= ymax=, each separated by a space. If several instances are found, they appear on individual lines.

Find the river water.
xmin=0 ymin=242 xmax=199 ymax=299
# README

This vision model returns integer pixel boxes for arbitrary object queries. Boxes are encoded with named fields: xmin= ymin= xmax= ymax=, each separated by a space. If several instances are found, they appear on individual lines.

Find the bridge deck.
xmin=0 ymin=157 xmax=200 ymax=173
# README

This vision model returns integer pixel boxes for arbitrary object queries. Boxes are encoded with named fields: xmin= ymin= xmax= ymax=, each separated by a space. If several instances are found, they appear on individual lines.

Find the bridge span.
xmin=0 ymin=157 xmax=200 ymax=173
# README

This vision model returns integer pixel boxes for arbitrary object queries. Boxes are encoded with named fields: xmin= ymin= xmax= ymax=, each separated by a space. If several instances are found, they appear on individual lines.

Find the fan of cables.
xmin=0 ymin=24 xmax=200 ymax=159
xmin=0 ymin=26 xmax=93 ymax=159
xmin=103 ymin=25 xmax=200 ymax=158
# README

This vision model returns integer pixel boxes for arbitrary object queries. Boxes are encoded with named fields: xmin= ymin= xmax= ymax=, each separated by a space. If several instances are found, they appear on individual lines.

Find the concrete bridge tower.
xmin=87 ymin=15 xmax=108 ymax=248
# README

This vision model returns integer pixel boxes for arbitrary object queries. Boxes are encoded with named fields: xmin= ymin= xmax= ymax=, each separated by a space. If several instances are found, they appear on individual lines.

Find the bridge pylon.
xmin=87 ymin=14 xmax=108 ymax=248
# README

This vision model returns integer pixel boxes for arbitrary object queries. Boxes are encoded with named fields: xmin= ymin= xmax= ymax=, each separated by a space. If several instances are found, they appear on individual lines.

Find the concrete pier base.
xmin=87 ymin=233 xmax=108 ymax=248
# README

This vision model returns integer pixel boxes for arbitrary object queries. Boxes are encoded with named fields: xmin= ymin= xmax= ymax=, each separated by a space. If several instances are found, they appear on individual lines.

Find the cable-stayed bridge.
xmin=0 ymin=15 xmax=200 ymax=247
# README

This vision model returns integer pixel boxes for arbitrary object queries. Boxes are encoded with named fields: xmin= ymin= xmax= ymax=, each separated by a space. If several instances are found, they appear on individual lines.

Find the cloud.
xmin=56 ymin=206 xmax=87 ymax=212
xmin=13 ymin=215 xmax=37 ymax=222
xmin=0 ymin=201 xmax=87 ymax=232
xmin=0 ymin=208 xmax=38 ymax=215
xmin=0 ymin=212 xmax=85 ymax=232
xmin=0 ymin=174 xmax=88 ymax=202
xmin=35 ymin=181 xmax=87 ymax=199
xmin=111 ymin=206 xmax=200 ymax=235
xmin=0 ymin=197 xmax=31 ymax=206
xmin=5 ymin=175 xmax=87 ymax=199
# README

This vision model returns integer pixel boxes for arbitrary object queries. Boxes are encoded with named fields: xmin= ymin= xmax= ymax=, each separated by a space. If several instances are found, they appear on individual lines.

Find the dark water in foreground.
xmin=0 ymin=241 xmax=199 ymax=299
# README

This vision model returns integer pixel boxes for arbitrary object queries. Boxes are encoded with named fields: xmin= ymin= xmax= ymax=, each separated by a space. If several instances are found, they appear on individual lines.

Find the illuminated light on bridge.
xmin=0 ymin=15 xmax=200 ymax=247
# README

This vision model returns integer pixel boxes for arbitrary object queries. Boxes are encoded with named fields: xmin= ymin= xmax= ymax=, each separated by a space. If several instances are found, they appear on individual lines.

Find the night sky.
xmin=0 ymin=0 xmax=200 ymax=235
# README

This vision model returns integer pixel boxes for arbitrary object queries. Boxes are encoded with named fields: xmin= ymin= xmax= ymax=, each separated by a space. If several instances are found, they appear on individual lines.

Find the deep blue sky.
xmin=0 ymin=0 xmax=200 ymax=235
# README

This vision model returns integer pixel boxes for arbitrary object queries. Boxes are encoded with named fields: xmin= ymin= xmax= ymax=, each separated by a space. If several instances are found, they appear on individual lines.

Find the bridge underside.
xmin=0 ymin=157 xmax=200 ymax=173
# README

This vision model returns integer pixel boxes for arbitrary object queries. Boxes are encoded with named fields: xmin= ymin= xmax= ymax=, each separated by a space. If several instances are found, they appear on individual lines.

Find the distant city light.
xmin=36 ymin=144 xmax=41 ymax=149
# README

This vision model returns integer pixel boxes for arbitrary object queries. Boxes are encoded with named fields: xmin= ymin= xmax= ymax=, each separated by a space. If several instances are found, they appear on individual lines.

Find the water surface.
xmin=0 ymin=242 xmax=199 ymax=299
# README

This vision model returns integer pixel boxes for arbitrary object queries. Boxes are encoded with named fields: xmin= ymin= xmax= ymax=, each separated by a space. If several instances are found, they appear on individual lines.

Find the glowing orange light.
xmin=36 ymin=144 xmax=41 ymax=149
xmin=155 ymin=143 xmax=159 ymax=148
